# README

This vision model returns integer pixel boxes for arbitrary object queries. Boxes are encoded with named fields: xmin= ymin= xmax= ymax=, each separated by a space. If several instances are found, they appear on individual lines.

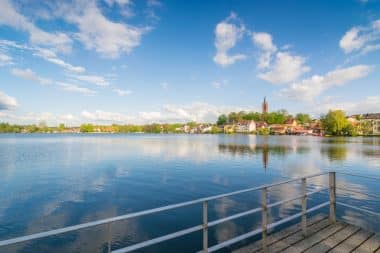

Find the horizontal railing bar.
xmin=267 ymin=187 xmax=328 ymax=209
xmin=337 ymin=172 xmax=380 ymax=181
xmin=207 ymin=201 xmax=329 ymax=253
xmin=0 ymin=172 xmax=329 ymax=248
xmin=207 ymin=187 xmax=328 ymax=228
xmin=337 ymin=202 xmax=380 ymax=217
xmin=208 ymin=207 xmax=262 ymax=227
xmin=112 ymin=225 xmax=203 ymax=253
xmin=336 ymin=187 xmax=380 ymax=199
xmin=267 ymin=201 xmax=329 ymax=230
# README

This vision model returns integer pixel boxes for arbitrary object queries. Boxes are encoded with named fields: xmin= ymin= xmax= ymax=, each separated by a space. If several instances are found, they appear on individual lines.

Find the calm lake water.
xmin=0 ymin=134 xmax=379 ymax=252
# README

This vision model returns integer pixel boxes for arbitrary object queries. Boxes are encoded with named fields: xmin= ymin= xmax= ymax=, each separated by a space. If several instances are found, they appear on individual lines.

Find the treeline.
xmin=0 ymin=123 xmax=61 ymax=133
xmin=217 ymin=110 xmax=312 ymax=125
xmin=0 ymin=122 xmax=189 ymax=134
xmin=80 ymin=123 xmax=185 ymax=133
xmin=321 ymin=110 xmax=372 ymax=136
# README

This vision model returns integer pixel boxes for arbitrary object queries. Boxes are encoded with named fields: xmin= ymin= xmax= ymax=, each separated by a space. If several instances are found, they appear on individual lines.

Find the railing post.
xmin=301 ymin=178 xmax=307 ymax=237
xmin=261 ymin=187 xmax=268 ymax=253
xmin=203 ymin=200 xmax=208 ymax=253
xmin=107 ymin=223 xmax=112 ymax=253
xmin=329 ymin=172 xmax=336 ymax=223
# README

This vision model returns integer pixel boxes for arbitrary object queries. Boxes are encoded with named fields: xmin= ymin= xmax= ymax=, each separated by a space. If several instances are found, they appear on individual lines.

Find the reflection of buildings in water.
xmin=217 ymin=143 xmax=293 ymax=170
xmin=262 ymin=144 xmax=269 ymax=169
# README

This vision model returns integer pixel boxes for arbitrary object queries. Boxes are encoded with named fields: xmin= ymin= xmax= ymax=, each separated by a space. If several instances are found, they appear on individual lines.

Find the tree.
xmin=217 ymin=114 xmax=227 ymax=125
xmin=80 ymin=124 xmax=94 ymax=133
xmin=295 ymin=113 xmax=312 ymax=124
xmin=321 ymin=110 xmax=349 ymax=136
xmin=227 ymin=112 xmax=239 ymax=124
xmin=58 ymin=123 xmax=65 ymax=132
xmin=242 ymin=112 xmax=262 ymax=121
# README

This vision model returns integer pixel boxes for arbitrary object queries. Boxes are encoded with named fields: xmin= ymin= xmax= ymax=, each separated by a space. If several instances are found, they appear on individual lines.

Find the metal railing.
xmin=0 ymin=171 xmax=378 ymax=253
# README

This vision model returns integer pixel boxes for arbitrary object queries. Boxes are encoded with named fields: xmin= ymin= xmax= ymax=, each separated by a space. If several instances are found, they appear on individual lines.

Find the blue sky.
xmin=0 ymin=0 xmax=379 ymax=125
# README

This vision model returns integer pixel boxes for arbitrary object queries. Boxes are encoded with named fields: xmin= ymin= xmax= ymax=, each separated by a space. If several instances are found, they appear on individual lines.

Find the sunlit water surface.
xmin=0 ymin=134 xmax=379 ymax=252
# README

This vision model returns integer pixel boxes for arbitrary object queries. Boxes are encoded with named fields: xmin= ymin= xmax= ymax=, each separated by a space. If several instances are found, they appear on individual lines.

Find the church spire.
xmin=262 ymin=97 xmax=268 ymax=114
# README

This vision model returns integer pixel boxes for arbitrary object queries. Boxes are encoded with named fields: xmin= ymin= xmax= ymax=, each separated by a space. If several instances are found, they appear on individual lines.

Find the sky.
xmin=0 ymin=0 xmax=379 ymax=126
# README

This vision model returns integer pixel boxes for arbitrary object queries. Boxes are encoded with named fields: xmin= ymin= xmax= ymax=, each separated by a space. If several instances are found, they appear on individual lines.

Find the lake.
xmin=0 ymin=134 xmax=379 ymax=252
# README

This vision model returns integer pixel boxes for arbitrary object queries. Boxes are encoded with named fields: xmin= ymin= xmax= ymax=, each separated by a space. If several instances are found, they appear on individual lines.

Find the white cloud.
xmin=316 ymin=96 xmax=380 ymax=115
xmin=0 ymin=90 xmax=18 ymax=110
xmin=58 ymin=1 xmax=147 ymax=58
xmin=0 ymin=52 xmax=13 ymax=66
xmin=57 ymin=82 xmax=97 ymax=96
xmin=11 ymin=68 xmax=52 ymax=85
xmin=213 ymin=13 xmax=246 ymax=66
xmin=104 ymin=0 xmax=131 ymax=6
xmin=0 ymin=40 xmax=85 ymax=73
xmin=82 ymin=110 xmax=133 ymax=123
xmin=0 ymin=0 xmax=72 ymax=52
xmin=0 ymin=111 xmax=79 ymax=126
xmin=281 ymin=65 xmax=373 ymax=101
xmin=211 ymin=80 xmax=228 ymax=89
xmin=211 ymin=81 xmax=222 ymax=89
xmin=34 ymin=48 xmax=85 ymax=73
xmin=154 ymin=102 xmax=255 ymax=123
xmin=258 ymin=52 xmax=310 ymax=84
xmin=340 ymin=19 xmax=380 ymax=55
xmin=71 ymin=74 xmax=109 ymax=86
xmin=252 ymin=32 xmax=277 ymax=69
xmin=160 ymin=82 xmax=169 ymax=90
xmin=113 ymin=89 xmax=132 ymax=96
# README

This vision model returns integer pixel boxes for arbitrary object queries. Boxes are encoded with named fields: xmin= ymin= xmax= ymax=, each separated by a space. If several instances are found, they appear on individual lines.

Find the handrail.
xmin=0 ymin=171 xmax=378 ymax=253
xmin=336 ymin=186 xmax=380 ymax=199
xmin=0 ymin=172 xmax=328 ymax=248
xmin=336 ymin=172 xmax=380 ymax=181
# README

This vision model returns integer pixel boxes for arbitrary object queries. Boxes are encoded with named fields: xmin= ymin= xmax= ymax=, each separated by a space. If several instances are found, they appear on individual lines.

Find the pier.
xmin=0 ymin=172 xmax=379 ymax=252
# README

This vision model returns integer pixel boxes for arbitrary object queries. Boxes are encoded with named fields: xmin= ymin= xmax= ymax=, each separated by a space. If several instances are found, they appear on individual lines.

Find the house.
xmin=236 ymin=120 xmax=256 ymax=133
xmin=255 ymin=121 xmax=268 ymax=129
xmin=360 ymin=113 xmax=380 ymax=135
xmin=309 ymin=121 xmax=324 ymax=136
xmin=270 ymin=124 xmax=287 ymax=135
xmin=201 ymin=125 xmax=213 ymax=133
xmin=290 ymin=126 xmax=313 ymax=135
xmin=224 ymin=124 xmax=235 ymax=134
xmin=285 ymin=118 xmax=297 ymax=127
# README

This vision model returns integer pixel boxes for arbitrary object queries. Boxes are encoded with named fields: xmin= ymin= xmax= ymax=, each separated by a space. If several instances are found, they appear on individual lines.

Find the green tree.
xmin=295 ymin=113 xmax=312 ymax=124
xmin=257 ymin=127 xmax=270 ymax=135
xmin=210 ymin=125 xmax=222 ymax=134
xmin=242 ymin=112 xmax=262 ymax=121
xmin=321 ymin=110 xmax=349 ymax=136
xmin=80 ymin=124 xmax=94 ymax=133
xmin=227 ymin=112 xmax=239 ymax=123
xmin=58 ymin=123 xmax=65 ymax=132
xmin=217 ymin=114 xmax=227 ymax=125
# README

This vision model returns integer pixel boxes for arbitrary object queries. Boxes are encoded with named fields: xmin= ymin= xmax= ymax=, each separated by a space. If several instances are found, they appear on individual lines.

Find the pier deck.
xmin=233 ymin=215 xmax=380 ymax=253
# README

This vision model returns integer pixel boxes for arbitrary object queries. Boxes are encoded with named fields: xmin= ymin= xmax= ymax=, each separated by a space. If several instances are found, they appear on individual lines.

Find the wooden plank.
xmin=329 ymin=229 xmax=373 ymax=253
xmin=353 ymin=234 xmax=380 ymax=253
xmin=231 ymin=215 xmax=327 ymax=253
xmin=281 ymin=222 xmax=345 ymax=253
xmin=304 ymin=225 xmax=360 ymax=253
xmin=260 ymin=218 xmax=332 ymax=253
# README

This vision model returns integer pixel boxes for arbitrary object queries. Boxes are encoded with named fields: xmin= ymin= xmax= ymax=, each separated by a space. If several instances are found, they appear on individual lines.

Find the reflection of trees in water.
xmin=320 ymin=146 xmax=347 ymax=161
xmin=362 ymin=149 xmax=380 ymax=157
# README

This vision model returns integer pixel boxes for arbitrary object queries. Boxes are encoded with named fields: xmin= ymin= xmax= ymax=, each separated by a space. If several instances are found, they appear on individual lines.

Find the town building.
xmin=359 ymin=113 xmax=380 ymax=135
xmin=262 ymin=97 xmax=268 ymax=114
xmin=236 ymin=120 xmax=256 ymax=133
xmin=269 ymin=124 xmax=287 ymax=135
xmin=255 ymin=121 xmax=268 ymax=129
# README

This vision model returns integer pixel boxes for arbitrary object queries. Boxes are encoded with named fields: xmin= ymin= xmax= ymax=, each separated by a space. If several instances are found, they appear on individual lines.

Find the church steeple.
xmin=262 ymin=97 xmax=268 ymax=114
